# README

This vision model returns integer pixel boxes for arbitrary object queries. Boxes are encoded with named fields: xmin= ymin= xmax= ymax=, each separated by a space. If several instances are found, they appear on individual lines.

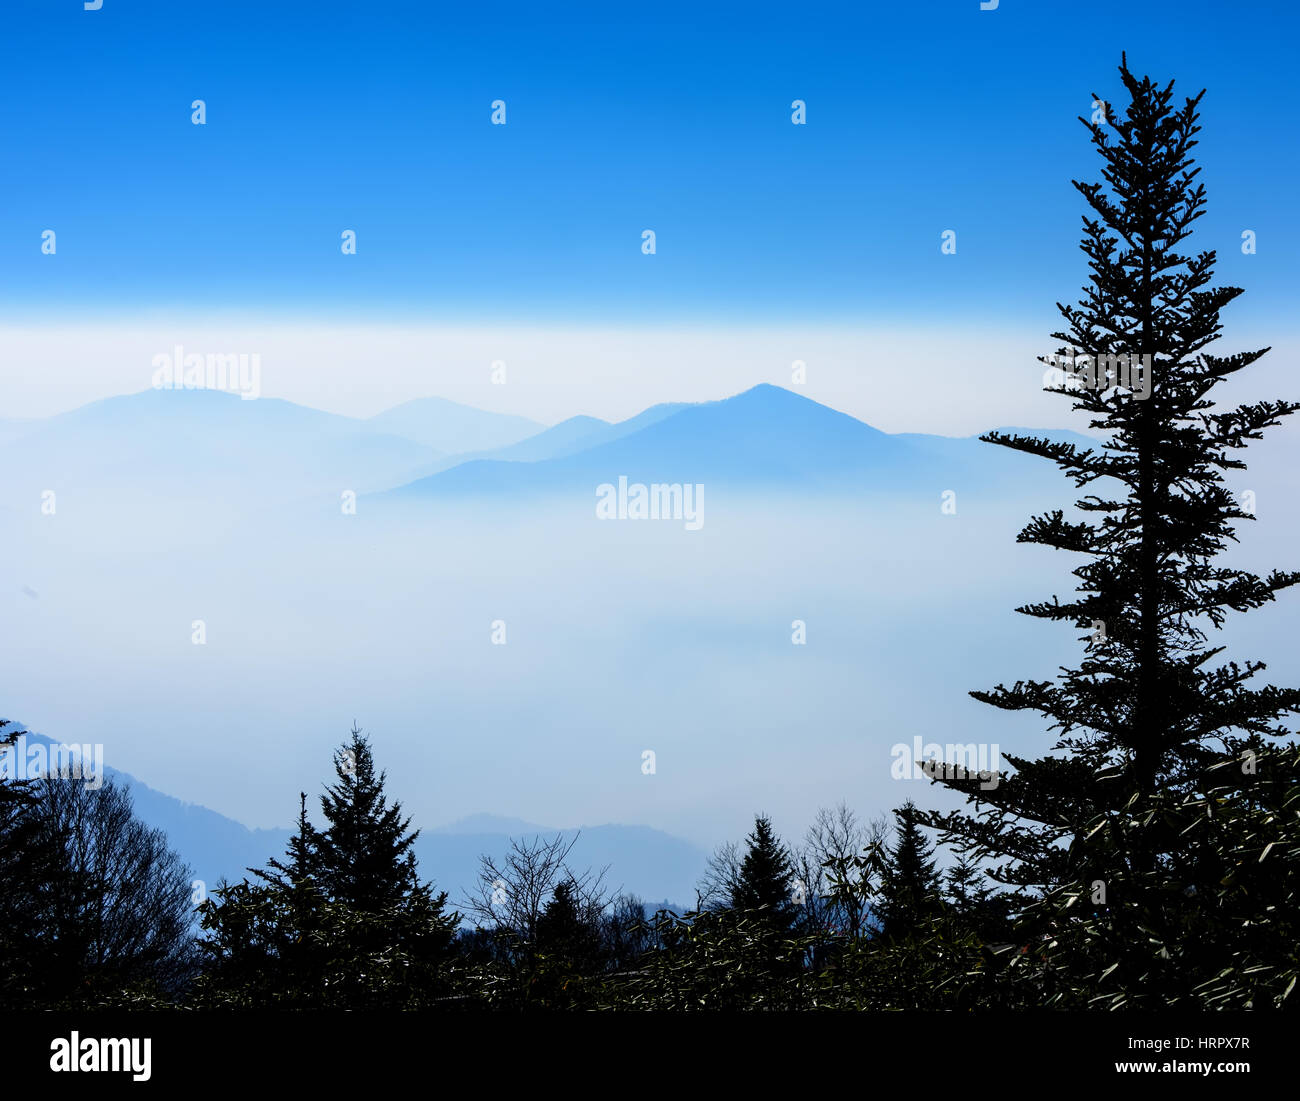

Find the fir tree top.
xmin=315 ymin=724 xmax=421 ymax=911
xmin=732 ymin=814 xmax=796 ymax=925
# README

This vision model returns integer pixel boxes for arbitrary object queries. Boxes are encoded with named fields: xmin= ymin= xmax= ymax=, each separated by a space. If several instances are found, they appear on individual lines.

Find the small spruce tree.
xmin=196 ymin=726 xmax=458 ymax=1008
xmin=875 ymin=801 xmax=942 ymax=939
xmin=315 ymin=724 xmax=420 ymax=911
xmin=731 ymin=814 xmax=796 ymax=928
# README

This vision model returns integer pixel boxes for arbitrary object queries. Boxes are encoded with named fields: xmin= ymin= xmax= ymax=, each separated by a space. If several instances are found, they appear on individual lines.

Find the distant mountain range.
xmin=377 ymin=385 xmax=1100 ymax=500
xmin=9 ymin=732 xmax=704 ymax=915
xmin=0 ymin=383 xmax=1099 ymax=512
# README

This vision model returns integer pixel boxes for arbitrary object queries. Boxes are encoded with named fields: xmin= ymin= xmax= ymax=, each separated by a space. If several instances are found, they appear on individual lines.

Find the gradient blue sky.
xmin=2 ymin=0 xmax=1296 ymax=326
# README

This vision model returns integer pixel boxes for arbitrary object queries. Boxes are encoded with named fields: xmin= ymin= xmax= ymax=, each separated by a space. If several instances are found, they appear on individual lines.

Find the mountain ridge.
xmin=4 ymin=729 xmax=707 ymax=909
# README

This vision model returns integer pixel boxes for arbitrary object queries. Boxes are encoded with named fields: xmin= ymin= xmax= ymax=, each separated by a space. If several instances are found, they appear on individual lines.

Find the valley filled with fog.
xmin=3 ymin=383 xmax=1295 ymax=901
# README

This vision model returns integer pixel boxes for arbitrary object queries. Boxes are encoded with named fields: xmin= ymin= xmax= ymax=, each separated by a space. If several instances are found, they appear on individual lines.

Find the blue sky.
xmin=2 ymin=0 xmax=1297 ymax=326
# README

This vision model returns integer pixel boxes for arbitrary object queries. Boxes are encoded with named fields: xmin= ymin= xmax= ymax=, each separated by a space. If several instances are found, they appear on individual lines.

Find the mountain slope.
xmin=0 ymin=388 xmax=440 ymax=501
xmin=4 ymin=731 xmax=706 ymax=911
xmin=461 ymin=414 xmax=610 ymax=463
xmin=401 ymin=414 xmax=613 ymax=475
xmin=7 ymin=731 xmax=292 ymax=893
xmin=380 ymin=384 xmax=932 ymax=498
xmin=406 ymin=402 xmax=700 ymax=480
xmin=365 ymin=396 xmax=543 ymax=454
xmin=375 ymin=385 xmax=1076 ymax=503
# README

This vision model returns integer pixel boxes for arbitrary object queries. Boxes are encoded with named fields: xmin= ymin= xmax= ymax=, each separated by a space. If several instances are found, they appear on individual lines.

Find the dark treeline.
xmin=3 ymin=57 xmax=1299 ymax=1011
xmin=1 ymin=713 xmax=1296 ymax=1011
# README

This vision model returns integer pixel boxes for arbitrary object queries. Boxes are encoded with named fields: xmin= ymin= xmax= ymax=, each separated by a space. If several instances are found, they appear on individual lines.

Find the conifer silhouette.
xmin=922 ymin=56 xmax=1300 ymax=922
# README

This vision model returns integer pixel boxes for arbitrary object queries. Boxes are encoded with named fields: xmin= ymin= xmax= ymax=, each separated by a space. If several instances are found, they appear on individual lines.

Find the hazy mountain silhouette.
xmin=0 ymin=389 xmax=440 ymax=502
xmin=364 ymin=396 xmax=543 ymax=454
xmin=7 ymin=731 xmax=292 ymax=895
xmin=6 ymin=730 xmax=705 ymax=911
xmin=434 ymin=812 xmax=552 ymax=835
xmin=483 ymin=415 xmax=610 ymax=461
xmin=376 ymin=384 xmax=1063 ymax=500
xmin=394 ymin=401 xmax=697 ymax=478
xmin=1 ymin=385 xmax=1091 ymax=510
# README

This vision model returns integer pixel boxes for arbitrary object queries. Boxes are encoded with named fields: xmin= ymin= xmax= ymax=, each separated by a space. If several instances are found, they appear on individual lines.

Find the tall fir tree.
xmin=315 ymin=724 xmax=420 ymax=911
xmin=919 ymin=57 xmax=1300 ymax=1002
xmin=197 ymin=729 xmax=459 ymax=1008
xmin=876 ymin=801 xmax=942 ymax=939
xmin=731 ymin=814 xmax=795 ymax=927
